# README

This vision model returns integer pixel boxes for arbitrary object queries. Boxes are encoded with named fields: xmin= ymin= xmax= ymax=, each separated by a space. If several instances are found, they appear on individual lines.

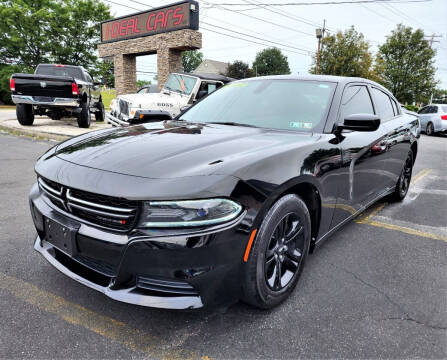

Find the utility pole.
xmin=315 ymin=19 xmax=326 ymax=75
xmin=424 ymin=34 xmax=442 ymax=104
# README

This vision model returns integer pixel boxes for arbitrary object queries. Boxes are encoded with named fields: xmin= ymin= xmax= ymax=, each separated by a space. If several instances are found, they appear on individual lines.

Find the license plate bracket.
xmin=44 ymin=217 xmax=78 ymax=256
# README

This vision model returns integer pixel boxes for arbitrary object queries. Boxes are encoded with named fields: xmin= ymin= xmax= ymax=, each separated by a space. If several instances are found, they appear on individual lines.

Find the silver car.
xmin=417 ymin=104 xmax=447 ymax=135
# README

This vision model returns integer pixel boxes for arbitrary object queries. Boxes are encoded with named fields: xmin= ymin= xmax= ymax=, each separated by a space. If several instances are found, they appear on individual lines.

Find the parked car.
xmin=30 ymin=75 xmax=419 ymax=309
xmin=417 ymin=104 xmax=447 ymax=135
xmin=10 ymin=64 xmax=104 ymax=128
xmin=107 ymin=72 xmax=234 ymax=127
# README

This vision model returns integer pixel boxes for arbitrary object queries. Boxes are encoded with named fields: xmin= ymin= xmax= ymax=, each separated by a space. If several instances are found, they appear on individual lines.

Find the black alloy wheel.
xmin=426 ymin=122 xmax=434 ymax=136
xmin=390 ymin=149 xmax=413 ymax=202
xmin=242 ymin=194 xmax=311 ymax=309
xmin=264 ymin=213 xmax=305 ymax=291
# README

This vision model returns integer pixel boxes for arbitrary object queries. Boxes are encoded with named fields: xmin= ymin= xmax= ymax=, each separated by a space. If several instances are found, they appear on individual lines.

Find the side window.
xmin=85 ymin=72 xmax=93 ymax=83
xmin=341 ymin=85 xmax=374 ymax=121
xmin=371 ymin=88 xmax=394 ymax=122
xmin=391 ymin=98 xmax=400 ymax=116
xmin=418 ymin=106 xmax=428 ymax=114
xmin=207 ymin=83 xmax=217 ymax=94
xmin=431 ymin=106 xmax=439 ymax=114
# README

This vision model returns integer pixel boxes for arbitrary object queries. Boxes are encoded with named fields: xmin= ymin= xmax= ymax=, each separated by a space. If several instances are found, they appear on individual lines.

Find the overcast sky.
xmin=103 ymin=0 xmax=447 ymax=88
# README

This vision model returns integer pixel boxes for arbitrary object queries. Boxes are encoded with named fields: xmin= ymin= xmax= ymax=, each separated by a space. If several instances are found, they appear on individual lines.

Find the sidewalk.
xmin=0 ymin=111 xmax=111 ymax=141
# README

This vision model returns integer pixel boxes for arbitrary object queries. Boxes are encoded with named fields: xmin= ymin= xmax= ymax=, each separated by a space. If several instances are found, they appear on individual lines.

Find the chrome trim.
xmin=78 ymin=224 xmax=129 ymax=245
xmin=12 ymin=95 xmax=79 ymax=107
xmin=67 ymin=202 xmax=133 ymax=219
xmin=105 ymin=112 xmax=130 ymax=127
xmin=34 ymin=237 xmax=203 ymax=309
xmin=66 ymin=189 xmax=135 ymax=213
xmin=38 ymin=177 xmax=63 ymax=196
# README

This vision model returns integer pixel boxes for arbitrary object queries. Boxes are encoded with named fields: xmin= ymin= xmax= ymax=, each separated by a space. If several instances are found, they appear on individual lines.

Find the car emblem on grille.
xmin=40 ymin=81 xmax=47 ymax=88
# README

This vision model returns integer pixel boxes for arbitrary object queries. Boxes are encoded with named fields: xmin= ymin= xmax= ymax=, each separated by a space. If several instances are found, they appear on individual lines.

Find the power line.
xmin=211 ymin=0 xmax=432 ymax=5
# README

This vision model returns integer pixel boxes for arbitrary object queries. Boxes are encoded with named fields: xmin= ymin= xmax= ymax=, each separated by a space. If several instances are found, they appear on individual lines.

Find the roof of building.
xmin=193 ymin=59 xmax=229 ymax=76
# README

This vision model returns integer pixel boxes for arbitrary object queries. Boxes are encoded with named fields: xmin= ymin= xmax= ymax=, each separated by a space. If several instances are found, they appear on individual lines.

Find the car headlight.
xmin=138 ymin=199 xmax=242 ymax=228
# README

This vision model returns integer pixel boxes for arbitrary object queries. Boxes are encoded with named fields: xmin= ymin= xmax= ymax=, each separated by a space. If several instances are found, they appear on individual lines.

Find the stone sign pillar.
xmin=114 ymin=54 xmax=137 ymax=95
xmin=157 ymin=47 xmax=182 ymax=91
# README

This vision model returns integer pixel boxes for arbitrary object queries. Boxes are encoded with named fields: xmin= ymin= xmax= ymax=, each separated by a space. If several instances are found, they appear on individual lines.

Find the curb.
xmin=0 ymin=124 xmax=70 ymax=142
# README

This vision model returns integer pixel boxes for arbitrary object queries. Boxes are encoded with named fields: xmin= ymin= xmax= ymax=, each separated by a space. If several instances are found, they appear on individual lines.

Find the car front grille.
xmin=119 ymin=99 xmax=129 ymax=116
xmin=38 ymin=177 xmax=138 ymax=232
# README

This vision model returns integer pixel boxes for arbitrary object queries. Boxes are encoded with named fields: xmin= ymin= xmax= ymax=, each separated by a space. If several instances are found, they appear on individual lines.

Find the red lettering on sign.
xmin=126 ymin=19 xmax=135 ymax=35
xmin=163 ymin=9 xmax=174 ymax=27
xmin=105 ymin=23 xmax=111 ymax=40
xmin=147 ymin=14 xmax=155 ymax=31
xmin=154 ymin=11 xmax=165 ymax=30
xmin=173 ymin=7 xmax=183 ymax=25
xmin=120 ymin=20 xmax=127 ymax=36
xmin=133 ymin=17 xmax=140 ymax=33
xmin=111 ymin=22 xmax=120 ymax=38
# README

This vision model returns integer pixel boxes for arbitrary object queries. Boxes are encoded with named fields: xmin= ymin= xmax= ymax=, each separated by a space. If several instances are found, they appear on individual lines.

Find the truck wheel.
xmin=16 ymin=104 xmax=34 ymax=126
xmin=95 ymin=102 xmax=105 ymax=122
xmin=77 ymin=101 xmax=91 ymax=128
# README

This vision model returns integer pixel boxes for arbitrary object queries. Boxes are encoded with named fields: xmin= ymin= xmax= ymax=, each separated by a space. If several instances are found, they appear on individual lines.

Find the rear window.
xmin=36 ymin=65 xmax=84 ymax=80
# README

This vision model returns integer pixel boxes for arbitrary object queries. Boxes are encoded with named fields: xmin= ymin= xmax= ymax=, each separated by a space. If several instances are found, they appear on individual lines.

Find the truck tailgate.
xmin=13 ymin=73 xmax=74 ymax=98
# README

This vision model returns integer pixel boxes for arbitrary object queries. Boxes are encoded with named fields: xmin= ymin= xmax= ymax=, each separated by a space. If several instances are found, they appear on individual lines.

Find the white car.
xmin=107 ymin=72 xmax=233 ymax=127
xmin=417 ymin=104 xmax=447 ymax=135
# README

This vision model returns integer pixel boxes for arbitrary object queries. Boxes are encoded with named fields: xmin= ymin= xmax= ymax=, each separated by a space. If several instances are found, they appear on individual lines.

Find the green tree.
xmin=433 ymin=88 xmax=447 ymax=103
xmin=93 ymin=60 xmax=114 ymax=88
xmin=252 ymin=47 xmax=290 ymax=76
xmin=0 ymin=0 xmax=111 ymax=71
xmin=0 ymin=63 xmax=22 ymax=104
xmin=226 ymin=60 xmax=253 ymax=79
xmin=182 ymin=50 xmax=203 ymax=73
xmin=375 ymin=24 xmax=437 ymax=103
xmin=136 ymin=79 xmax=151 ymax=88
xmin=310 ymin=26 xmax=375 ymax=79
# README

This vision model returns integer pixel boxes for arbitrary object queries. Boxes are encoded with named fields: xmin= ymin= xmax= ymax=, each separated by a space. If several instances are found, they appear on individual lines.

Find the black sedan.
xmin=29 ymin=75 xmax=419 ymax=309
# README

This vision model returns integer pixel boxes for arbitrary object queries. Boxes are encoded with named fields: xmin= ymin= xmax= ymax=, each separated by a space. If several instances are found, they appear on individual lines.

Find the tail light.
xmin=72 ymin=83 xmax=79 ymax=96
xmin=441 ymin=115 xmax=447 ymax=120
xmin=55 ymin=64 xmax=65 ymax=67
xmin=10 ymin=78 xmax=15 ymax=92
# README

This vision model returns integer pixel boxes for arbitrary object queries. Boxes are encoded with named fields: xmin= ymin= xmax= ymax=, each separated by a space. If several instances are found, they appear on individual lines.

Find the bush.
xmin=0 ymin=64 xmax=24 ymax=105
xmin=403 ymin=104 xmax=419 ymax=113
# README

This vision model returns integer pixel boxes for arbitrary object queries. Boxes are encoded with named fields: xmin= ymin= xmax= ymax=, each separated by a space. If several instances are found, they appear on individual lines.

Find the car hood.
xmin=119 ymin=92 xmax=182 ymax=107
xmin=53 ymin=122 xmax=316 ymax=179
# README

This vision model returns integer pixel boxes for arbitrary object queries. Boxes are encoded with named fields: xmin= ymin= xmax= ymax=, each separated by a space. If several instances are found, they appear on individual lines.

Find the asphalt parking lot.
xmin=0 ymin=131 xmax=446 ymax=359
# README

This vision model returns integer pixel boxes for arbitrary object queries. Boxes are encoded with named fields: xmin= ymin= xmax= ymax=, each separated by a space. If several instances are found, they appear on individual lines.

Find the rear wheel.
xmin=16 ymin=104 xmax=34 ymax=126
xmin=426 ymin=122 xmax=434 ymax=136
xmin=77 ymin=101 xmax=91 ymax=128
xmin=242 ymin=194 xmax=311 ymax=309
xmin=95 ymin=101 xmax=105 ymax=122
xmin=390 ymin=149 xmax=413 ymax=202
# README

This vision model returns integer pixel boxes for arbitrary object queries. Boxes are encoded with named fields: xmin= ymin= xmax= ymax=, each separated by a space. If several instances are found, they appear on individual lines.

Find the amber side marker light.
xmin=243 ymin=229 xmax=258 ymax=262
xmin=139 ymin=114 xmax=144 ymax=119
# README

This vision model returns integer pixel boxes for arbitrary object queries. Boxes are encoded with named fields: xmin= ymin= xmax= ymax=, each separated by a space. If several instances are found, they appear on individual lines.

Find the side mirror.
xmin=93 ymin=81 xmax=102 ymax=86
xmin=337 ymin=113 xmax=381 ymax=133
xmin=179 ymin=105 xmax=191 ymax=113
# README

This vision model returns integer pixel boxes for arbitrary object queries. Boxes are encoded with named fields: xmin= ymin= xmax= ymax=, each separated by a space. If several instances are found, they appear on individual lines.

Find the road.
xmin=0 ymin=132 xmax=446 ymax=359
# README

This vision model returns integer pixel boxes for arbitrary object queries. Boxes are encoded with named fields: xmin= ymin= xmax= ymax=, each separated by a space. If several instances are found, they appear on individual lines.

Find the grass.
xmin=0 ymin=105 xmax=15 ymax=110
xmin=101 ymin=89 xmax=116 ymax=110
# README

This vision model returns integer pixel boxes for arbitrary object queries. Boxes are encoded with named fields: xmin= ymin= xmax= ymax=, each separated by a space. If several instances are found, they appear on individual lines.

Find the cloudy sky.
xmin=103 ymin=0 xmax=447 ymax=88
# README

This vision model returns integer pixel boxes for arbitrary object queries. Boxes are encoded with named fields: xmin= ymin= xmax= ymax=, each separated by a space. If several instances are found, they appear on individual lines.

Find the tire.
xmin=77 ymin=101 xmax=91 ymax=128
xmin=390 ymin=149 xmax=413 ymax=202
xmin=242 ymin=194 xmax=311 ymax=309
xmin=95 ymin=101 xmax=105 ymax=122
xmin=16 ymin=104 xmax=34 ymax=126
xmin=426 ymin=122 xmax=434 ymax=136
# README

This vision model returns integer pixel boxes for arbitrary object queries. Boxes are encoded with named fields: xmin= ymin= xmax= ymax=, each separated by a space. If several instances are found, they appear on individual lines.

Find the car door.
xmin=330 ymin=83 xmax=391 ymax=228
xmin=417 ymin=105 xmax=431 ymax=131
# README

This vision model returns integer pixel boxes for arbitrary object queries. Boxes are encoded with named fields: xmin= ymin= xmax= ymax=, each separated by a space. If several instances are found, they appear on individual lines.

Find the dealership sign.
xmin=100 ymin=0 xmax=199 ymax=43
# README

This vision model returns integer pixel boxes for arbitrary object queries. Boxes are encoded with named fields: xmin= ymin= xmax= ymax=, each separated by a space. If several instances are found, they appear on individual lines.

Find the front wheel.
xmin=77 ymin=101 xmax=91 ymax=128
xmin=95 ymin=101 xmax=105 ymax=122
xmin=390 ymin=149 xmax=413 ymax=202
xmin=426 ymin=122 xmax=434 ymax=136
xmin=16 ymin=104 xmax=34 ymax=126
xmin=242 ymin=194 xmax=311 ymax=309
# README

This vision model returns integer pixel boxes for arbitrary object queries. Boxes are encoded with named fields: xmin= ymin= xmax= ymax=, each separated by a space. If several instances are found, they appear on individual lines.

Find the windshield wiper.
xmin=207 ymin=121 xmax=259 ymax=128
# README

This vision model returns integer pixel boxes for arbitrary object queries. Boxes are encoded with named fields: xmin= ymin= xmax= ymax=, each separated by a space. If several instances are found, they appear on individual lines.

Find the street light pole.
xmin=315 ymin=19 xmax=326 ymax=75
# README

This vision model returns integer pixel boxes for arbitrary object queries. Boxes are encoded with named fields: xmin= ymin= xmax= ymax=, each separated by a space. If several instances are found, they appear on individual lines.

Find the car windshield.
xmin=36 ymin=65 xmax=84 ymax=80
xmin=179 ymin=79 xmax=337 ymax=132
xmin=163 ymin=74 xmax=197 ymax=95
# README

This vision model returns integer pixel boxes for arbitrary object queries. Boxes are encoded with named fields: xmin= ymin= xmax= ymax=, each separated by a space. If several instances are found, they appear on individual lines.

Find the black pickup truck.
xmin=10 ymin=64 xmax=104 ymax=128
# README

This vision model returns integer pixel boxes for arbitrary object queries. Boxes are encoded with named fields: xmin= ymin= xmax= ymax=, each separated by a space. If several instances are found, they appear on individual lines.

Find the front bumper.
xmin=30 ymin=183 xmax=248 ymax=309
xmin=106 ymin=110 xmax=172 ymax=127
xmin=12 ymin=95 xmax=79 ymax=107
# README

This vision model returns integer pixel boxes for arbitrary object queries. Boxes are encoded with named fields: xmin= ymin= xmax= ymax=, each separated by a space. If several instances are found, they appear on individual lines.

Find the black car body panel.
xmin=30 ymin=75 xmax=420 ymax=309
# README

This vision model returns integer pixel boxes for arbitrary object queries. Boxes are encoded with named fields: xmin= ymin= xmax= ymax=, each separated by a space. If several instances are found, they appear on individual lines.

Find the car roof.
xmin=237 ymin=74 xmax=394 ymax=97
xmin=175 ymin=72 xmax=235 ymax=83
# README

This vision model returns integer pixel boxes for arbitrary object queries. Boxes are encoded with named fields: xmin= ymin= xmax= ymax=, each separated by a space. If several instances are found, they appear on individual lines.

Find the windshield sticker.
xmin=289 ymin=122 xmax=313 ymax=129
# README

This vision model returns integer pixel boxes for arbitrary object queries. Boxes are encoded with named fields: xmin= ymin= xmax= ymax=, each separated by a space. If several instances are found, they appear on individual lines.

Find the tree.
xmin=136 ymin=79 xmax=151 ymax=88
xmin=182 ymin=50 xmax=203 ymax=73
xmin=252 ymin=48 xmax=290 ymax=76
xmin=433 ymin=88 xmax=447 ymax=103
xmin=93 ymin=60 xmax=114 ymax=88
xmin=375 ymin=25 xmax=437 ymax=103
xmin=226 ymin=60 xmax=253 ymax=79
xmin=0 ymin=0 xmax=111 ymax=71
xmin=0 ymin=63 xmax=22 ymax=104
xmin=310 ymin=26 xmax=375 ymax=79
